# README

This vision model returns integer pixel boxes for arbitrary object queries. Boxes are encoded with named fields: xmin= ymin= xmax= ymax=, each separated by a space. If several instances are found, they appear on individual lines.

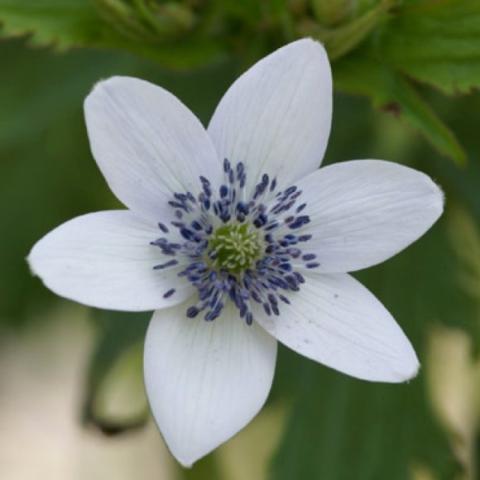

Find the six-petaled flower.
xmin=28 ymin=38 xmax=444 ymax=467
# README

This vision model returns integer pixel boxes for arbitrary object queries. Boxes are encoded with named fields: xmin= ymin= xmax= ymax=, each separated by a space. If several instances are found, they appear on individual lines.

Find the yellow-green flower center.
xmin=208 ymin=223 xmax=262 ymax=273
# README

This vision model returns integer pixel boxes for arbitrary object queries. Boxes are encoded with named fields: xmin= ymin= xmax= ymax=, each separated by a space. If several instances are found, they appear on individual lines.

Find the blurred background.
xmin=1 ymin=1 xmax=480 ymax=479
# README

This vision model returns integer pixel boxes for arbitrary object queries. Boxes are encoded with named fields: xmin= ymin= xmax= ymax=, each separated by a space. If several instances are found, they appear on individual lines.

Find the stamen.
xmin=163 ymin=288 xmax=176 ymax=298
xmin=153 ymin=259 xmax=178 ymax=270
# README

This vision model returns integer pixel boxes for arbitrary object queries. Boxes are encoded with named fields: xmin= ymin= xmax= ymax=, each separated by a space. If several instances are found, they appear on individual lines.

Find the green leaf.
xmin=379 ymin=0 xmax=480 ymax=95
xmin=446 ymin=206 xmax=480 ymax=344
xmin=334 ymin=55 xmax=467 ymax=165
xmin=317 ymin=0 xmax=393 ymax=60
xmin=0 ymin=0 xmax=118 ymax=49
xmin=328 ymin=0 xmax=480 ymax=165
xmin=0 ymin=0 xmax=225 ymax=69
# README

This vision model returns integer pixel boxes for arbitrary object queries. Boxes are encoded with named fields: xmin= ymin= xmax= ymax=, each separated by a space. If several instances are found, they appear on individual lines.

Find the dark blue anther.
xmin=298 ymin=234 xmax=312 ymax=242
xmin=268 ymin=293 xmax=278 ymax=305
xmin=187 ymin=306 xmax=200 ymax=318
xmin=289 ymin=215 xmax=311 ymax=229
xmin=293 ymin=272 xmax=305 ymax=284
xmin=236 ymin=201 xmax=249 ymax=215
xmin=279 ymin=294 xmax=291 ymax=304
xmin=265 ymin=222 xmax=279 ymax=231
xmin=236 ymin=162 xmax=244 ymax=176
xmin=180 ymin=228 xmax=196 ymax=241
xmin=251 ymin=290 xmax=262 ymax=303
xmin=158 ymin=222 xmax=169 ymax=233
xmin=254 ymin=213 xmax=268 ymax=228
xmin=291 ymin=190 xmax=302 ymax=200
xmin=285 ymin=275 xmax=299 ymax=291
xmin=163 ymin=288 xmax=176 ymax=298
xmin=296 ymin=203 xmax=307 ymax=213
xmin=288 ymin=248 xmax=301 ymax=258
xmin=220 ymin=185 xmax=229 ymax=198
xmin=174 ymin=193 xmax=187 ymax=202
xmin=153 ymin=259 xmax=178 ymax=270
xmin=264 ymin=233 xmax=273 ymax=243
xmin=191 ymin=220 xmax=203 ymax=231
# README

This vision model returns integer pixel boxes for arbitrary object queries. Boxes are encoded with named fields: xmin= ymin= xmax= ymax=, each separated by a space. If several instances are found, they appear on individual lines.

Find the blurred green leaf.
xmin=334 ymin=55 xmax=466 ymax=165
xmin=329 ymin=0 xmax=480 ymax=165
xmin=271 ymin=370 xmax=458 ymax=480
xmin=315 ymin=0 xmax=393 ymax=60
xmin=311 ymin=0 xmax=355 ymax=27
xmin=0 ymin=0 xmax=225 ymax=69
xmin=0 ymin=0 xmax=118 ymax=49
xmin=379 ymin=0 xmax=480 ymax=95
xmin=447 ymin=206 xmax=480 ymax=304
xmin=181 ymin=455 xmax=223 ymax=480
xmin=83 ymin=310 xmax=150 ymax=434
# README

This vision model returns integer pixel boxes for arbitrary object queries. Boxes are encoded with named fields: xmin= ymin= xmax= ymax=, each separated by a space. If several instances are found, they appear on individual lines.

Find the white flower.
xmin=28 ymin=39 xmax=443 ymax=467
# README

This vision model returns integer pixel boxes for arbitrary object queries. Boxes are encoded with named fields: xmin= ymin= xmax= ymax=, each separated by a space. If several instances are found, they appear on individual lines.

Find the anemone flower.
xmin=28 ymin=38 xmax=444 ymax=467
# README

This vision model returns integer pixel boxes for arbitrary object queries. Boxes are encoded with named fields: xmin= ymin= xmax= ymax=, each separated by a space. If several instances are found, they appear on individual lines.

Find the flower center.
xmin=208 ymin=224 xmax=262 ymax=273
xmin=150 ymin=159 xmax=319 ymax=324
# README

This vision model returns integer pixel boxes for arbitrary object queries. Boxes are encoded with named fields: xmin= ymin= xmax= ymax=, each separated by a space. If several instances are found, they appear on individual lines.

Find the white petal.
xmin=255 ymin=273 xmax=419 ymax=383
xmin=28 ymin=211 xmax=193 ymax=311
xmin=144 ymin=303 xmax=277 ymax=467
xmin=294 ymin=160 xmax=444 ymax=273
xmin=84 ymin=76 xmax=222 ymax=222
xmin=208 ymin=38 xmax=332 ymax=195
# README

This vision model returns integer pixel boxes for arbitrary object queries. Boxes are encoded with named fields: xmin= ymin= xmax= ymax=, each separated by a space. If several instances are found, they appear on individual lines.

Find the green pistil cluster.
xmin=208 ymin=224 xmax=263 ymax=273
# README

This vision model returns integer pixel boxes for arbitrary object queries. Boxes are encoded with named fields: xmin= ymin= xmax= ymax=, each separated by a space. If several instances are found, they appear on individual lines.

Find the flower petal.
xmin=254 ymin=273 xmax=419 ymax=383
xmin=28 ymin=211 xmax=193 ymax=311
xmin=293 ymin=160 xmax=444 ymax=273
xmin=208 ymin=38 xmax=332 ymax=195
xmin=84 ymin=76 xmax=222 ymax=222
xmin=144 ymin=303 xmax=277 ymax=467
